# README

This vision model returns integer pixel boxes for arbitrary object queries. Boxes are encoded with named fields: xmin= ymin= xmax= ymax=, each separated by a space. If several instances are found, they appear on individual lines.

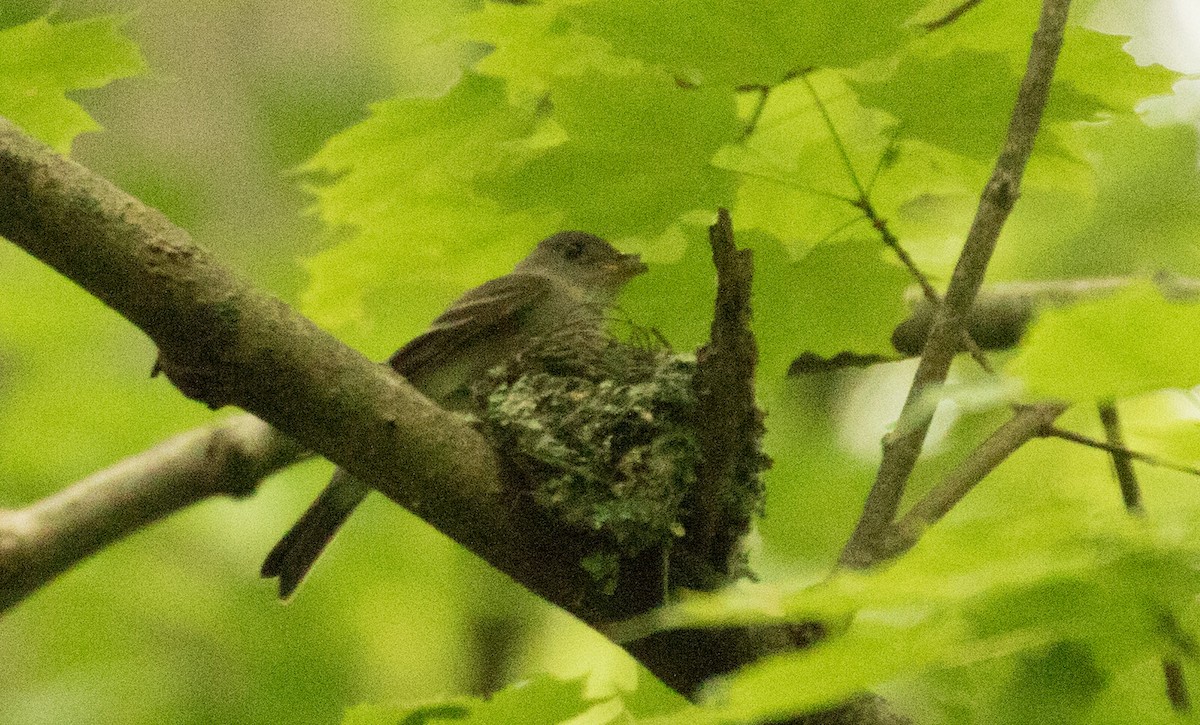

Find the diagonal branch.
xmin=839 ymin=0 xmax=1073 ymax=568
xmin=923 ymin=0 xmax=986 ymax=32
xmin=889 ymin=401 xmax=1068 ymax=557
xmin=0 ymin=414 xmax=305 ymax=610
xmin=0 ymin=121 xmax=910 ymax=721
xmin=0 ymin=115 xmax=592 ymax=617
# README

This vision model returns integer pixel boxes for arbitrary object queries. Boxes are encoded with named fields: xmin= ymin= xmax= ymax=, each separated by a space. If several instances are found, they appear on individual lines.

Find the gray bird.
xmin=262 ymin=231 xmax=648 ymax=598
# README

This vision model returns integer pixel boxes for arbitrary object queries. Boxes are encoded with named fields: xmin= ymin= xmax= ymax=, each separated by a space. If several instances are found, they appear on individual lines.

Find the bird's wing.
xmin=387 ymin=272 xmax=552 ymax=377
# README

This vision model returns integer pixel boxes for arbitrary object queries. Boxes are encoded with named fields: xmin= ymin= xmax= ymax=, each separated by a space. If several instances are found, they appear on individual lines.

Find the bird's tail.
xmin=261 ymin=468 xmax=370 ymax=599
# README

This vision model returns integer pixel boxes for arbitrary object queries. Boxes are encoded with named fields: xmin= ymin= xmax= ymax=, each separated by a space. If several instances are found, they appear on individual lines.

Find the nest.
xmin=473 ymin=335 xmax=766 ymax=596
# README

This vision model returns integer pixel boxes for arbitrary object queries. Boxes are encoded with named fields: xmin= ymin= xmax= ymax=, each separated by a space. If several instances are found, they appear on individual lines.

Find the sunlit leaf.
xmin=1009 ymin=282 xmax=1200 ymax=401
xmin=341 ymin=675 xmax=623 ymax=725
xmin=567 ymin=0 xmax=925 ymax=86
xmin=0 ymin=15 xmax=145 ymax=152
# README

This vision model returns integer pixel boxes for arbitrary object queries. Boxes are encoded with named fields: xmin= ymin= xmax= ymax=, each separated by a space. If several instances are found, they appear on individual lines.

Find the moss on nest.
xmin=480 ymin=351 xmax=699 ymax=555
xmin=475 ymin=339 xmax=766 ymax=596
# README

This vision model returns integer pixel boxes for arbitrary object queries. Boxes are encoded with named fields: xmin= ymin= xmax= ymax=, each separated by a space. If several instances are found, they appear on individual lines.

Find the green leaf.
xmin=341 ymin=675 xmax=625 ymax=725
xmin=618 ymin=224 xmax=718 ymax=353
xmin=715 ymin=71 xmax=898 ymax=249
xmin=914 ymin=0 xmax=1041 ymax=61
xmin=1007 ymin=282 xmax=1200 ymax=401
xmin=0 ymin=15 xmax=145 ymax=153
xmin=852 ymin=1 xmax=1178 ymax=163
xmin=757 ymin=237 xmax=911 ymax=378
xmin=1054 ymin=27 xmax=1179 ymax=114
xmin=462 ymin=1 xmax=636 ymax=102
xmin=640 ymin=516 xmax=1197 ymax=723
xmin=481 ymin=67 xmax=741 ymax=239
xmin=301 ymin=73 xmax=558 ymax=350
xmin=1016 ymin=116 xmax=1200 ymax=279
xmin=567 ymin=0 xmax=924 ymax=86
xmin=851 ymin=47 xmax=1107 ymax=162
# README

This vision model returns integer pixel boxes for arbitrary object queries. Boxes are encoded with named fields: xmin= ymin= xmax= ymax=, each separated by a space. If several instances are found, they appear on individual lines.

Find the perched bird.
xmin=262 ymin=231 xmax=648 ymax=598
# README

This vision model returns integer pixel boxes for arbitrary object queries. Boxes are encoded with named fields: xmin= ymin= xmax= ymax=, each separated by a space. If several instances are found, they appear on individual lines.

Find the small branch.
xmin=739 ymin=85 xmax=772 ymax=140
xmin=1098 ymin=401 xmax=1144 ymax=512
xmin=839 ymin=0 xmax=1072 ymax=569
xmin=923 ymin=0 xmax=986 ymax=31
xmin=1163 ymin=658 xmax=1192 ymax=714
xmin=1044 ymin=426 xmax=1200 ymax=478
xmin=890 ymin=402 xmax=1068 ymax=556
xmin=1098 ymin=403 xmax=1192 ymax=713
xmin=689 ymin=208 xmax=760 ymax=578
xmin=854 ymin=199 xmax=994 ymax=373
xmin=0 ymin=415 xmax=305 ymax=611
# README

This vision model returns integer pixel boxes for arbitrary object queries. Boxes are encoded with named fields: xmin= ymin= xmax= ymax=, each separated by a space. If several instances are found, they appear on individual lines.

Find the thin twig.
xmin=1163 ymin=658 xmax=1192 ymax=714
xmin=1099 ymin=402 xmax=1192 ymax=713
xmin=890 ymin=402 xmax=1068 ymax=554
xmin=839 ymin=0 xmax=1073 ymax=569
xmin=853 ymin=198 xmax=995 ymax=373
xmin=740 ymin=85 xmax=772 ymax=140
xmin=1044 ymin=426 xmax=1200 ymax=478
xmin=923 ymin=0 xmax=986 ymax=31
xmin=865 ymin=134 xmax=899 ymax=195
xmin=1098 ymin=402 xmax=1142 ymax=511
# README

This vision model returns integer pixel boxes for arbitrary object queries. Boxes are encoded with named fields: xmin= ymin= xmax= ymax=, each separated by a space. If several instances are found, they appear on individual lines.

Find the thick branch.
xmin=0 ymin=414 xmax=304 ymax=610
xmin=839 ymin=0 xmax=1072 ymax=569
xmin=690 ymin=208 xmax=761 ymax=578
xmin=0 ymin=116 xmax=594 ymax=617
xmin=891 ymin=275 xmax=1200 ymax=356
xmin=0 ymin=121 xmax=903 ymax=718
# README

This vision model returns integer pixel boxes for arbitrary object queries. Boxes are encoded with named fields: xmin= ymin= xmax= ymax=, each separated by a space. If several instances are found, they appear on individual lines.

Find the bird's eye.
xmin=563 ymin=240 xmax=585 ymax=260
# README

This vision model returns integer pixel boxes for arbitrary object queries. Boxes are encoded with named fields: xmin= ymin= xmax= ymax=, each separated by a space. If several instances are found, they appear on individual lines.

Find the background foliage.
xmin=2 ymin=0 xmax=1200 ymax=723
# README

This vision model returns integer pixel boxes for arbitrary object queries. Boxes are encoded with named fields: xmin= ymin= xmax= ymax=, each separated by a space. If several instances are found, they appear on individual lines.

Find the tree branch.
xmin=891 ymin=274 xmax=1200 ymax=356
xmin=839 ymin=0 xmax=1072 ymax=569
xmin=0 ymin=414 xmax=304 ymax=610
xmin=1043 ymin=426 xmax=1200 ymax=478
xmin=922 ymin=0 xmax=986 ymax=32
xmin=1098 ymin=401 xmax=1143 ymax=513
xmin=1098 ymin=402 xmax=1192 ymax=713
xmin=0 ymin=114 xmax=595 ymax=618
xmin=690 ymin=208 xmax=762 ymax=578
xmin=889 ymin=401 xmax=1068 ymax=556
xmin=0 ymin=121 xmax=911 ymax=722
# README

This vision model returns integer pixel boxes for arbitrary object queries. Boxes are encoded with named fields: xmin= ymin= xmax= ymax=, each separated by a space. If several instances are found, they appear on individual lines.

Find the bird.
xmin=261 ymin=231 xmax=648 ymax=598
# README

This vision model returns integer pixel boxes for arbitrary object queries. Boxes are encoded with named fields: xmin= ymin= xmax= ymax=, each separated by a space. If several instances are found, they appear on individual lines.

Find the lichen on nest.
xmin=477 ymin=346 xmax=700 ymax=557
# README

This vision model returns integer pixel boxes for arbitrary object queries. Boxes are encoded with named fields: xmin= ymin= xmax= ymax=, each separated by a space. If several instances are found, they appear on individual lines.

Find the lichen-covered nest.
xmin=478 ymin=349 xmax=700 ymax=556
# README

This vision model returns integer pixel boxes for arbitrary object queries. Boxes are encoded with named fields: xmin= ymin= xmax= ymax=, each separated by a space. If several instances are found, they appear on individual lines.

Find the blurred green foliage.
xmin=3 ymin=1 xmax=1200 ymax=724
xmin=0 ymin=14 xmax=143 ymax=152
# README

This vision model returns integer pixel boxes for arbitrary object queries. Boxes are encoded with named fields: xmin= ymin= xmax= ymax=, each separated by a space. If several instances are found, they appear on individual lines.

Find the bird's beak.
xmin=613 ymin=252 xmax=649 ymax=279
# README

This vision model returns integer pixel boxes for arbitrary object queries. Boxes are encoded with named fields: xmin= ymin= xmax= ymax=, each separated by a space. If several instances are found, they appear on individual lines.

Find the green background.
xmin=3 ymin=1 xmax=1200 ymax=723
